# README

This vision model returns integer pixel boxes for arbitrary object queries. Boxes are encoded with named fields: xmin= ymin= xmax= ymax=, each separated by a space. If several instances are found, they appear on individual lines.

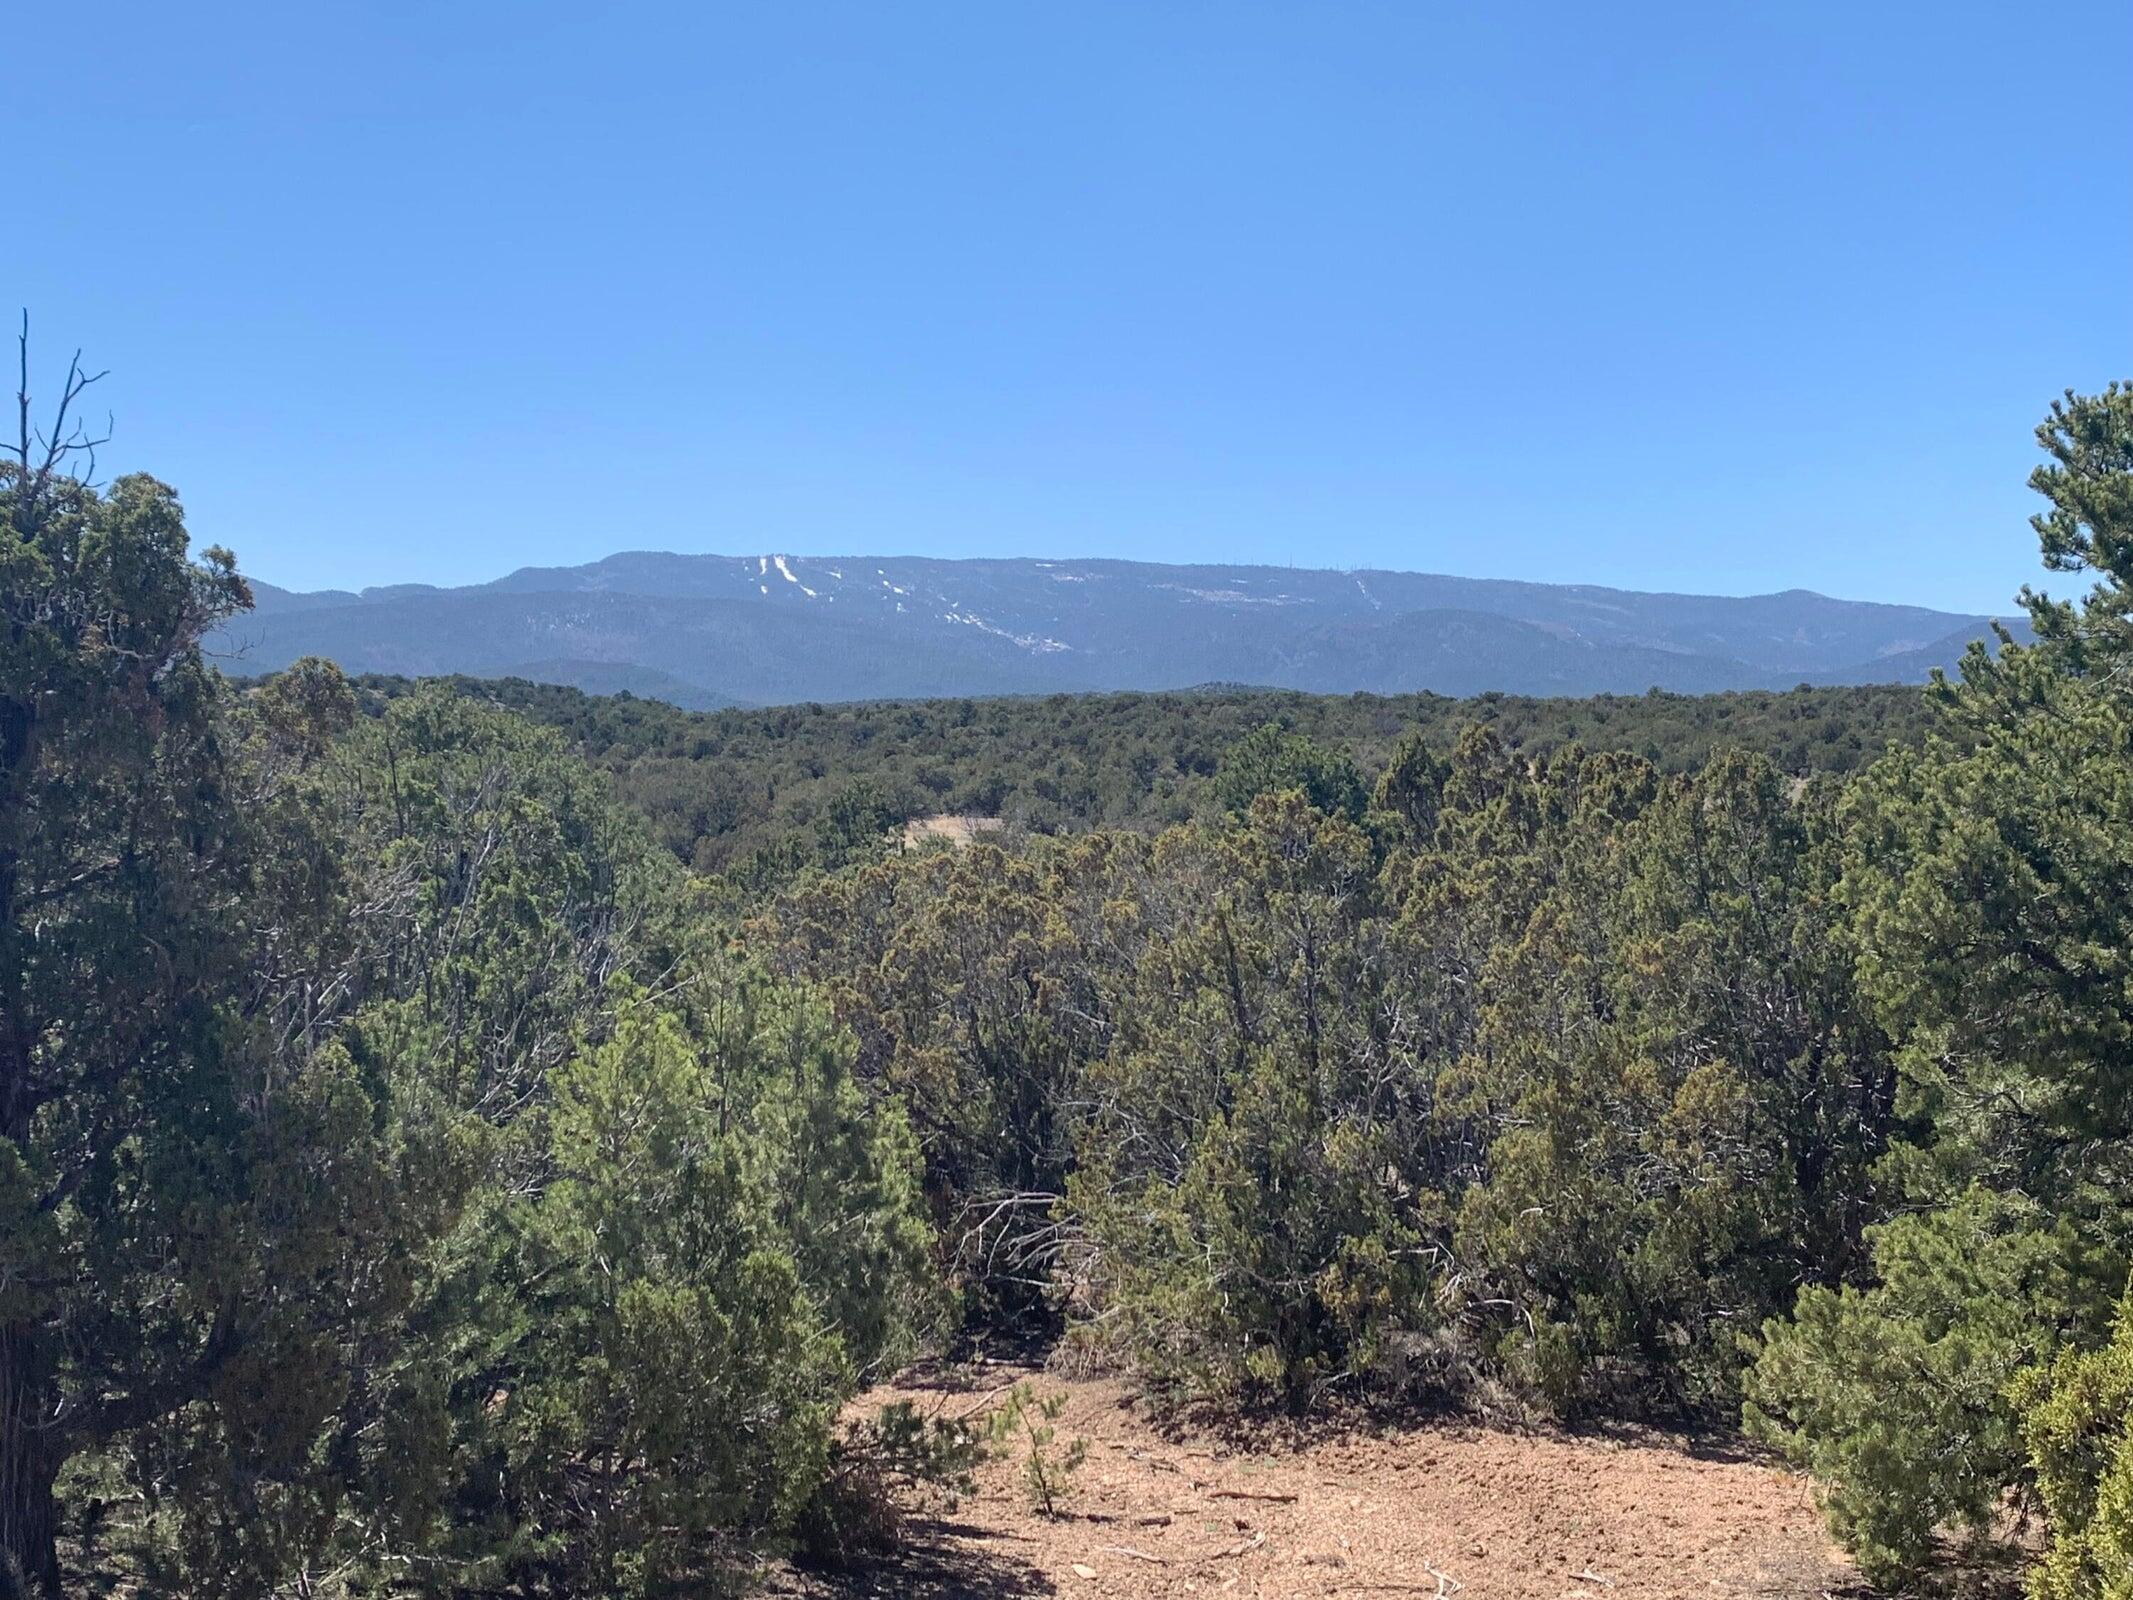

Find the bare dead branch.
xmin=9 ymin=313 xmax=114 ymax=530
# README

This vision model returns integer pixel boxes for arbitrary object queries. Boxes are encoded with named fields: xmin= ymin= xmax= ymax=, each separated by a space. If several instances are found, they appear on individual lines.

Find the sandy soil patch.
xmin=772 ymin=1364 xmax=1872 ymax=1600
xmin=902 ymin=815 xmax=1008 ymax=849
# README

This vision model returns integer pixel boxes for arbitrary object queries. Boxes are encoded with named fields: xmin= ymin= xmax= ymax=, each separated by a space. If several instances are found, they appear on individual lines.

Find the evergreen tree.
xmin=0 ymin=351 xmax=413 ymax=1595
xmin=1746 ymin=385 xmax=2133 ymax=1585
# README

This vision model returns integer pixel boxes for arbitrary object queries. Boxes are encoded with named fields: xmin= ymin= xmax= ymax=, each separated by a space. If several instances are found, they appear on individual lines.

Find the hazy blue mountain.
xmin=1791 ymin=619 xmax=2027 ymax=686
xmin=215 ymin=553 xmax=2030 ymax=706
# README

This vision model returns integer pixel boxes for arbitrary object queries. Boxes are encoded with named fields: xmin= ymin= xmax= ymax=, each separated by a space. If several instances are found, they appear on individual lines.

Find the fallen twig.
xmin=946 ymin=1377 xmax=1021 ymax=1423
xmin=1213 ymin=1529 xmax=1267 ymax=1560
xmin=1100 ymin=1544 xmax=1168 ymax=1565
xmin=1209 ymin=1488 xmax=1298 ymax=1503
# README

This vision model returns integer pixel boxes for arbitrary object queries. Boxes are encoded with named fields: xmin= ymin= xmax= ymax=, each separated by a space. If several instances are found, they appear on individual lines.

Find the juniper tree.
xmin=0 ymin=335 xmax=418 ymax=1597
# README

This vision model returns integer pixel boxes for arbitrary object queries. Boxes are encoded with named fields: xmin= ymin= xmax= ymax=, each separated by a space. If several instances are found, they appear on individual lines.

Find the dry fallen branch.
xmin=1099 ymin=1544 xmax=1168 ymax=1564
xmin=945 ymin=1376 xmax=1021 ymax=1423
xmin=1338 ymin=1565 xmax=1462 ymax=1597
xmin=1209 ymin=1488 xmax=1298 ymax=1503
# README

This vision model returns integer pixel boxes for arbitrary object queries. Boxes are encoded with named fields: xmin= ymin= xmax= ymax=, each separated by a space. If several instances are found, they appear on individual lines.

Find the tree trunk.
xmin=0 ymin=683 xmax=56 ymax=1598
xmin=0 ymin=942 xmax=58 ymax=1600
xmin=0 ymin=1324 xmax=59 ymax=1600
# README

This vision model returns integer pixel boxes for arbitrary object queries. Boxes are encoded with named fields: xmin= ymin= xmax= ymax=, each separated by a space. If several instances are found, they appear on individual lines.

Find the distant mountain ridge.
xmin=216 ymin=552 xmax=2029 ymax=708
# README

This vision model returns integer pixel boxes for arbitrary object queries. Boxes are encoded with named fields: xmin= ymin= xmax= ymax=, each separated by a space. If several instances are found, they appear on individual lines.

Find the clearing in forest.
xmin=902 ymin=814 xmax=1008 ymax=848
xmin=774 ymin=1365 xmax=1874 ymax=1600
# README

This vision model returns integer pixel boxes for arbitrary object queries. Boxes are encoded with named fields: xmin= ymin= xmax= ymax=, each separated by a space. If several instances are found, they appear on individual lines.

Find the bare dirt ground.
xmin=771 ymin=1363 xmax=1878 ymax=1600
xmin=901 ymin=814 xmax=1008 ymax=849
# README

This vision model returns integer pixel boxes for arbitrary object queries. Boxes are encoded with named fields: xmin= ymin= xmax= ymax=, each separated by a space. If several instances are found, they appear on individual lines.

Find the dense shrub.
xmin=2019 ymin=1294 xmax=2133 ymax=1600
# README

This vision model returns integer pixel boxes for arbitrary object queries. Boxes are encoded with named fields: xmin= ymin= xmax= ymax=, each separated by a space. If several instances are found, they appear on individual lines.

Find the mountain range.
xmin=214 ymin=552 xmax=2029 ymax=710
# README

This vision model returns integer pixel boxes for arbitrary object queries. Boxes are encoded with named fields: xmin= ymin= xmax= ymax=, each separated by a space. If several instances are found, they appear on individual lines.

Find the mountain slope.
xmin=215 ymin=552 xmax=2027 ymax=706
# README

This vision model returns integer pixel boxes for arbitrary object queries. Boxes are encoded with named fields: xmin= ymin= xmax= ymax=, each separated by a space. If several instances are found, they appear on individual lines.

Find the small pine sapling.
xmin=986 ymin=1382 xmax=1087 ymax=1518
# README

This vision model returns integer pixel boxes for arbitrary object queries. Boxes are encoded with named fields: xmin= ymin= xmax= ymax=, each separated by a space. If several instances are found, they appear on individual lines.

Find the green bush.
xmin=1744 ymin=1192 xmax=2076 ymax=1582
xmin=1069 ymin=793 xmax=1437 ymax=1406
xmin=797 ymin=1401 xmax=984 ymax=1569
xmin=2018 ymin=1295 xmax=2133 ymax=1600
xmin=361 ymin=976 xmax=937 ymax=1598
xmin=1213 ymin=722 xmax=1369 ymax=820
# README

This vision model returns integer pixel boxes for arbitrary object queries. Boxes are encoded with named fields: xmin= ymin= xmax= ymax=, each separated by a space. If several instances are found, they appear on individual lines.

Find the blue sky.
xmin=10 ymin=3 xmax=2128 ymax=613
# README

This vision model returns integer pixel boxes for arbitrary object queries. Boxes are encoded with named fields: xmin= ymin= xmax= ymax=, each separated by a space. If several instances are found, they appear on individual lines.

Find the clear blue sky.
xmin=11 ymin=2 xmax=2128 ymax=613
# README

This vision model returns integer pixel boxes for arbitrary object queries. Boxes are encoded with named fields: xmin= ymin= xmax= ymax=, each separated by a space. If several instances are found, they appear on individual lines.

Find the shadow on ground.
xmin=773 ymin=1519 xmax=1057 ymax=1599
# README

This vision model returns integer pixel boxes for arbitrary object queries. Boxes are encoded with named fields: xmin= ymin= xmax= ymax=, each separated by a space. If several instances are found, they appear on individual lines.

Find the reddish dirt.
xmin=773 ymin=1363 xmax=1872 ymax=1600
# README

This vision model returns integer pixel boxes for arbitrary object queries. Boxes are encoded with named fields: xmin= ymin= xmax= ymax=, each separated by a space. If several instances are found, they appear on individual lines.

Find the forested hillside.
xmin=355 ymin=674 xmax=1937 ymax=877
xmin=7 ymin=381 xmax=2131 ymax=1599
